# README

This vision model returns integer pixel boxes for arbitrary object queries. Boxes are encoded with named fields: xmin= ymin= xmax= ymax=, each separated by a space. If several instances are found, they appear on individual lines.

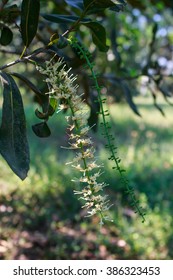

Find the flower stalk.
xmin=68 ymin=38 xmax=146 ymax=222
xmin=36 ymin=57 xmax=113 ymax=225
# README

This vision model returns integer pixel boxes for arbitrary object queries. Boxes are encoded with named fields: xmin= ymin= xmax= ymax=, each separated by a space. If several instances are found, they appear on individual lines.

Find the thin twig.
xmin=0 ymin=47 xmax=50 ymax=71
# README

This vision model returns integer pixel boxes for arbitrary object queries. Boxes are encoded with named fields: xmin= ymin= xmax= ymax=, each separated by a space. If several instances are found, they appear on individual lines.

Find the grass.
xmin=0 ymin=95 xmax=173 ymax=259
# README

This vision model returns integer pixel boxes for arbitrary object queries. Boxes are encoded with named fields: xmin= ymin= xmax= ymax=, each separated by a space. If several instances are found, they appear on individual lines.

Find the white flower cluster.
xmin=36 ymin=58 xmax=113 ymax=225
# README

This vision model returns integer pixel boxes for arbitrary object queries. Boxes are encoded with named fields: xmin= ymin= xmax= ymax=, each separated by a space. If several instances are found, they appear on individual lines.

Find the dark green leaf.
xmin=88 ymin=109 xmax=98 ymax=132
xmin=42 ymin=14 xmax=91 ymax=24
xmin=65 ymin=0 xmax=84 ymax=10
xmin=0 ymin=4 xmax=20 ymax=24
xmin=10 ymin=72 xmax=42 ymax=96
xmin=21 ymin=0 xmax=40 ymax=47
xmin=0 ymin=26 xmax=13 ymax=45
xmin=151 ymin=91 xmax=165 ymax=117
xmin=153 ymin=102 xmax=165 ymax=116
xmin=35 ymin=109 xmax=48 ymax=120
xmin=10 ymin=72 xmax=49 ymax=113
xmin=0 ymin=72 xmax=30 ymax=180
xmin=10 ymin=72 xmax=56 ymax=121
xmin=34 ymin=104 xmax=55 ymax=119
xmin=84 ymin=22 xmax=109 ymax=52
xmin=32 ymin=122 xmax=51 ymax=138
xmin=88 ymin=95 xmax=100 ymax=132
xmin=121 ymin=82 xmax=141 ymax=117
xmin=83 ymin=0 xmax=126 ymax=14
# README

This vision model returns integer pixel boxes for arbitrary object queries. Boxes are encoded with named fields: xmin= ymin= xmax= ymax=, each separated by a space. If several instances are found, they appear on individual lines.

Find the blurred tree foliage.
xmin=0 ymin=0 xmax=173 ymax=179
xmin=127 ymin=0 xmax=173 ymax=9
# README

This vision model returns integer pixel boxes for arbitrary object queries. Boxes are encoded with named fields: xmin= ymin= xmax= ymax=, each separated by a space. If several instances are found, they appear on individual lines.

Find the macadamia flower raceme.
xmin=36 ymin=58 xmax=113 ymax=225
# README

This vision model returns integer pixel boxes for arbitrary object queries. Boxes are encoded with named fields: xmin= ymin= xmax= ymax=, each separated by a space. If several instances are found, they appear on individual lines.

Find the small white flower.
xmin=36 ymin=56 xmax=112 ymax=223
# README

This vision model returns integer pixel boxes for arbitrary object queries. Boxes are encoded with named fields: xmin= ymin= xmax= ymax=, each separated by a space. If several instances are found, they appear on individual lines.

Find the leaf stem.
xmin=20 ymin=46 xmax=27 ymax=59
xmin=62 ymin=0 xmax=97 ymax=37
xmin=0 ymin=47 xmax=54 ymax=71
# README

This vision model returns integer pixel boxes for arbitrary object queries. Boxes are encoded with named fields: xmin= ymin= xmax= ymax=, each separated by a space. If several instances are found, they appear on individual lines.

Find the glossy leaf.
xmin=21 ymin=0 xmax=40 ymax=47
xmin=11 ymin=72 xmax=42 ymax=95
xmin=83 ymin=0 xmax=126 ymax=14
xmin=10 ymin=72 xmax=49 ymax=113
xmin=84 ymin=22 xmax=109 ymax=52
xmin=0 ymin=72 xmax=30 ymax=180
xmin=32 ymin=122 xmax=51 ymax=138
xmin=10 ymin=72 xmax=55 ymax=121
xmin=42 ymin=14 xmax=91 ymax=24
xmin=0 ymin=26 xmax=13 ymax=46
xmin=65 ymin=0 xmax=84 ymax=10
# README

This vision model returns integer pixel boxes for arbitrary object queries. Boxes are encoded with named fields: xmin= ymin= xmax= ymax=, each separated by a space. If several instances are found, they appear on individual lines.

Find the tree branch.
xmin=0 ymin=47 xmax=57 ymax=71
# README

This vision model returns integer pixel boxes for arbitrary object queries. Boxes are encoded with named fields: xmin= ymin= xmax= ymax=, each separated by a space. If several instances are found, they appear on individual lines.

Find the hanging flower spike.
xmin=36 ymin=57 xmax=113 ymax=225
xmin=68 ymin=37 xmax=146 ymax=223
